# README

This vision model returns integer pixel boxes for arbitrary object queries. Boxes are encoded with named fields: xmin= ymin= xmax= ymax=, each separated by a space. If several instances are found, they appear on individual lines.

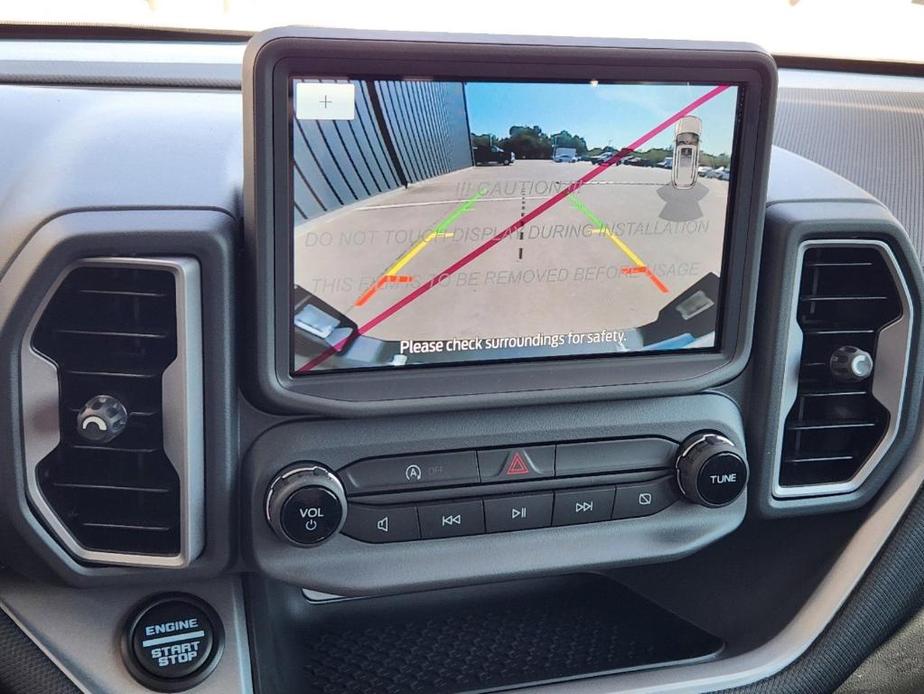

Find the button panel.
xmin=611 ymin=477 xmax=680 ymax=519
xmin=418 ymin=499 xmax=485 ymax=539
xmin=484 ymin=493 xmax=553 ymax=532
xmin=342 ymin=503 xmax=420 ymax=543
xmin=477 ymin=446 xmax=554 ymax=482
xmin=556 ymin=438 xmax=676 ymax=476
xmin=340 ymin=477 xmax=682 ymax=543
xmin=553 ymin=487 xmax=616 ymax=526
xmin=340 ymin=451 xmax=479 ymax=494
xmin=337 ymin=437 xmax=689 ymax=544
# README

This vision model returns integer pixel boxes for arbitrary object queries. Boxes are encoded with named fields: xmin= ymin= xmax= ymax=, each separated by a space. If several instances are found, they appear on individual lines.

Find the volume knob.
xmin=676 ymin=432 xmax=748 ymax=508
xmin=265 ymin=464 xmax=347 ymax=546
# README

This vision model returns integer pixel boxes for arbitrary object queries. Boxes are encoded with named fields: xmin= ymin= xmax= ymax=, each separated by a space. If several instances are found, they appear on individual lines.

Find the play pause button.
xmin=484 ymin=493 xmax=553 ymax=532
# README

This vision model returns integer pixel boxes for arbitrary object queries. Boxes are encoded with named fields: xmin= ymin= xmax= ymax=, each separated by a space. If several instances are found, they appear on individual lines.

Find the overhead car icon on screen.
xmin=671 ymin=115 xmax=702 ymax=190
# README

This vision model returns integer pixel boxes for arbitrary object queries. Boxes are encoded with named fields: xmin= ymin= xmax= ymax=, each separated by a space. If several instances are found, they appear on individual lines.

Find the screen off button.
xmin=612 ymin=477 xmax=679 ymax=519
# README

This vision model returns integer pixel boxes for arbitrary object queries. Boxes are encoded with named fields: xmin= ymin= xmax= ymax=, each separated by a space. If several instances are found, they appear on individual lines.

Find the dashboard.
xmin=0 ymin=27 xmax=923 ymax=694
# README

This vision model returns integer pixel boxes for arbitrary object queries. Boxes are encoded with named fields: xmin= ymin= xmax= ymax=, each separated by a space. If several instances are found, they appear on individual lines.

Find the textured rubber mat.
xmin=0 ymin=609 xmax=79 ymax=694
xmin=297 ymin=576 xmax=722 ymax=694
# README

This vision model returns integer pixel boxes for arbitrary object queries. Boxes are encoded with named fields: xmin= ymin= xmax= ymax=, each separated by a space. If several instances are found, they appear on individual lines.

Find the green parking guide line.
xmin=567 ymin=193 xmax=605 ymax=229
xmin=433 ymin=188 xmax=486 ymax=236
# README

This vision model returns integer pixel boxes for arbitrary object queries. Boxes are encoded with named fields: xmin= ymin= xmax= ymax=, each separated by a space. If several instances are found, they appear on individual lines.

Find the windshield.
xmin=1 ymin=0 xmax=921 ymax=64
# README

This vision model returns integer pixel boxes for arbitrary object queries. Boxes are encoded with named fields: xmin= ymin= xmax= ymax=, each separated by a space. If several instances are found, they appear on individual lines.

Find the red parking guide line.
xmin=354 ymin=274 xmax=414 ymax=307
xmin=354 ymin=276 xmax=388 ymax=307
xmin=296 ymin=85 xmax=730 ymax=373
xmin=644 ymin=268 xmax=669 ymax=294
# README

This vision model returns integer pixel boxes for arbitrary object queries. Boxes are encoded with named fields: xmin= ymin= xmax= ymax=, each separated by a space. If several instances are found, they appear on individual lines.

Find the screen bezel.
xmin=243 ymin=29 xmax=777 ymax=414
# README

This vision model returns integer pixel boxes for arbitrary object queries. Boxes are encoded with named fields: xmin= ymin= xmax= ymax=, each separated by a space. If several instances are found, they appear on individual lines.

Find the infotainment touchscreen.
xmin=289 ymin=78 xmax=741 ymax=374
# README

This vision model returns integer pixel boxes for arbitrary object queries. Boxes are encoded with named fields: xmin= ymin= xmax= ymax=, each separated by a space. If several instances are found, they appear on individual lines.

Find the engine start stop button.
xmin=124 ymin=594 xmax=223 ymax=691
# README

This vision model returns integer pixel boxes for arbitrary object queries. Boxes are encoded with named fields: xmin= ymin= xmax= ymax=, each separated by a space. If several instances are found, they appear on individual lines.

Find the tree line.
xmin=471 ymin=125 xmax=730 ymax=168
xmin=471 ymin=125 xmax=587 ymax=160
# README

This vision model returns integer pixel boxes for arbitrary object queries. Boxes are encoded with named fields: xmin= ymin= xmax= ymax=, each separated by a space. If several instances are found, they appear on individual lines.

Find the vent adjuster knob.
xmin=76 ymin=395 xmax=128 ymax=443
xmin=829 ymin=345 xmax=874 ymax=383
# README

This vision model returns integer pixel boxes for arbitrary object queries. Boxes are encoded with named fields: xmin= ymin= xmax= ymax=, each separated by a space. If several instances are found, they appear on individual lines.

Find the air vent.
xmin=779 ymin=242 xmax=909 ymax=492
xmin=21 ymin=258 xmax=203 ymax=567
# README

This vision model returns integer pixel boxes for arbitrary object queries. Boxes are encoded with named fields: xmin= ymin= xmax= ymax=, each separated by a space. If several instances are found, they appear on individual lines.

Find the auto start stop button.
xmin=123 ymin=593 xmax=223 ymax=692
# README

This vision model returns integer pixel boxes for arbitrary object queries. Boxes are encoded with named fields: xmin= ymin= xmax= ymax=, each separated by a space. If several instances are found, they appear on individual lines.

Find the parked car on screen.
xmin=671 ymin=116 xmax=702 ymax=189
xmin=552 ymin=146 xmax=579 ymax=163
xmin=473 ymin=145 xmax=514 ymax=165
xmin=705 ymin=166 xmax=727 ymax=179
xmin=657 ymin=156 xmax=673 ymax=169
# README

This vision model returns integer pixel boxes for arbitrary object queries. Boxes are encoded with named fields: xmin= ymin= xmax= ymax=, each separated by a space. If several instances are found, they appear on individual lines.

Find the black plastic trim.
xmin=242 ymin=27 xmax=777 ymax=415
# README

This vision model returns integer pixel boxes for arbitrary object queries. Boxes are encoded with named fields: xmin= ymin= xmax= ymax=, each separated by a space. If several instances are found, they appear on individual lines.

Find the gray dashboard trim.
xmin=778 ymin=69 xmax=924 ymax=92
xmin=750 ymin=199 xmax=924 ymax=516
xmin=0 ymin=575 xmax=253 ymax=694
xmin=243 ymin=393 xmax=748 ymax=596
xmin=0 ymin=83 xmax=242 ymax=280
xmin=0 ymin=39 xmax=245 ymax=87
xmin=19 ymin=257 xmax=204 ymax=568
xmin=517 ymin=409 xmax=924 ymax=693
xmin=0 ymin=208 xmax=238 ymax=585
xmin=1 ymin=205 xmax=237 ymax=284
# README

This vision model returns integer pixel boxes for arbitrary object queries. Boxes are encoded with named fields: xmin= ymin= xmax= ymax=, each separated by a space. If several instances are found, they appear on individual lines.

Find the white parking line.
xmin=359 ymin=196 xmax=525 ymax=210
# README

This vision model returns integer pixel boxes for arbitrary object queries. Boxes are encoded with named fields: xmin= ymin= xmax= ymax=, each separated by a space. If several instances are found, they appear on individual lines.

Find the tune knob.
xmin=265 ymin=464 xmax=347 ymax=546
xmin=676 ymin=432 xmax=748 ymax=508
xmin=829 ymin=345 xmax=874 ymax=383
xmin=76 ymin=395 xmax=128 ymax=443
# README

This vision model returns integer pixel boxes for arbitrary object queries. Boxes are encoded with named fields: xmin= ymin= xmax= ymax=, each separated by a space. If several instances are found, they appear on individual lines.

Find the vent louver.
xmin=31 ymin=266 xmax=181 ymax=555
xmin=780 ymin=245 xmax=902 ymax=488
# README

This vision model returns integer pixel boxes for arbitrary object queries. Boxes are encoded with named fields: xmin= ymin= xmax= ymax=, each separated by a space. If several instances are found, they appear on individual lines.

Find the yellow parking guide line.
xmin=354 ymin=187 xmax=486 ymax=307
xmin=568 ymin=194 xmax=646 ymax=268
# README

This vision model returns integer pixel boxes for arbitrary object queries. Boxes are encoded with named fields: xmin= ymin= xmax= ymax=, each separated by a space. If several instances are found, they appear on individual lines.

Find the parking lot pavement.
xmin=293 ymin=159 xmax=729 ymax=342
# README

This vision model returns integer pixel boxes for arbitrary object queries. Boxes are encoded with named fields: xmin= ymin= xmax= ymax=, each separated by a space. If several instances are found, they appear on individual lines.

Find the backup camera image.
xmin=289 ymin=79 xmax=740 ymax=373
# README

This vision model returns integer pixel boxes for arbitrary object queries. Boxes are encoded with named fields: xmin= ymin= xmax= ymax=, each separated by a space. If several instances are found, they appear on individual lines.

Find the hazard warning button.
xmin=477 ymin=446 xmax=554 ymax=482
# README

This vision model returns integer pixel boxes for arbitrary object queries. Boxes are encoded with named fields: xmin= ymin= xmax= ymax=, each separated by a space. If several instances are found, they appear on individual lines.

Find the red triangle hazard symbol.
xmin=505 ymin=451 xmax=531 ymax=476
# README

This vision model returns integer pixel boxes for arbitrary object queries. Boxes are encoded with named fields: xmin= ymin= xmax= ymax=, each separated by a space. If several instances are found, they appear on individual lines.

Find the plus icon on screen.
xmin=295 ymin=83 xmax=356 ymax=121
